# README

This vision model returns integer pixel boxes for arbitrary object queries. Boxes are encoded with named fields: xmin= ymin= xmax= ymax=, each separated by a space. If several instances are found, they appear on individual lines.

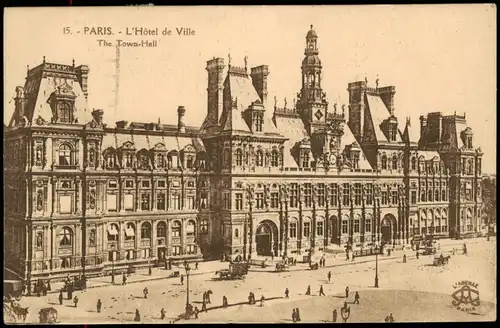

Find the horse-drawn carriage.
xmin=275 ymin=261 xmax=289 ymax=272
xmin=4 ymin=280 xmax=24 ymax=302
xmin=214 ymin=262 xmax=249 ymax=280
xmin=39 ymin=307 xmax=58 ymax=324
xmin=433 ymin=254 xmax=451 ymax=266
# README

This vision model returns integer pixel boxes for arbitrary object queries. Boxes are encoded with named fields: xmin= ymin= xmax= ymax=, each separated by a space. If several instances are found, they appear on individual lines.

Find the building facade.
xmin=4 ymin=26 xmax=483 ymax=284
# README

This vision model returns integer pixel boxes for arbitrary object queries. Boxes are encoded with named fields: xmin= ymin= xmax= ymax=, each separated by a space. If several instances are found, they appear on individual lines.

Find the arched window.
xmin=421 ymin=189 xmax=426 ymax=202
xmin=256 ymin=150 xmax=264 ymax=167
xmin=392 ymin=155 xmax=398 ymax=170
xmin=428 ymin=189 xmax=433 ymax=202
xmin=107 ymin=223 xmax=119 ymax=241
xmin=441 ymin=189 xmax=446 ymax=201
xmin=301 ymin=152 xmax=310 ymax=168
xmin=187 ymin=220 xmax=196 ymax=236
xmin=271 ymin=150 xmax=279 ymax=167
xmin=58 ymin=144 xmax=72 ymax=166
xmin=172 ymin=221 xmax=182 ymax=237
xmin=157 ymin=222 xmax=167 ymax=238
xmin=58 ymin=227 xmax=73 ymax=247
xmin=235 ymin=149 xmax=243 ymax=166
xmin=125 ymin=223 xmax=135 ymax=241
xmin=435 ymin=190 xmax=440 ymax=202
xmin=289 ymin=219 xmax=298 ymax=238
xmin=381 ymin=155 xmax=387 ymax=170
xmin=141 ymin=222 xmax=152 ymax=239
xmin=411 ymin=157 xmax=417 ymax=170
xmin=200 ymin=219 xmax=209 ymax=233
xmin=57 ymin=102 xmax=72 ymax=123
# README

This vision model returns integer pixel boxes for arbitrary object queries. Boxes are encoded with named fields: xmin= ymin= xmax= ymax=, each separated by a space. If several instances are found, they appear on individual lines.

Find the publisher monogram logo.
xmin=451 ymin=280 xmax=480 ymax=313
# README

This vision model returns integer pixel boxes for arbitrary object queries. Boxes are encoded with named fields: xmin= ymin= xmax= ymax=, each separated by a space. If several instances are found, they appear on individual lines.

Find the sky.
xmin=4 ymin=5 xmax=497 ymax=173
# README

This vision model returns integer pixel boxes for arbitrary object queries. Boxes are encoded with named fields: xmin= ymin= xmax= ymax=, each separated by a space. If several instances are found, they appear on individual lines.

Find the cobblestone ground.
xmin=10 ymin=238 xmax=496 ymax=323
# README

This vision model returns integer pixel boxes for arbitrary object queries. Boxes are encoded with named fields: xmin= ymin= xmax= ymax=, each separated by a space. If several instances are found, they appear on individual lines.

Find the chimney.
xmin=75 ymin=65 xmax=90 ymax=100
xmin=177 ymin=106 xmax=186 ymax=133
xmin=116 ymin=120 xmax=128 ymax=129
xmin=378 ymin=86 xmax=396 ymax=115
xmin=347 ymin=80 xmax=367 ymax=141
xmin=419 ymin=115 xmax=427 ymax=140
xmin=14 ymin=86 xmax=27 ymax=125
xmin=206 ymin=58 xmax=225 ymax=129
xmin=91 ymin=109 xmax=104 ymax=125
xmin=250 ymin=65 xmax=270 ymax=109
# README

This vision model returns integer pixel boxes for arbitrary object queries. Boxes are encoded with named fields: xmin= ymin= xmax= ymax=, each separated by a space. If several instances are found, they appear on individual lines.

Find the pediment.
xmin=183 ymin=144 xmax=196 ymax=153
xmin=121 ymin=141 xmax=135 ymax=150
xmin=153 ymin=142 xmax=166 ymax=151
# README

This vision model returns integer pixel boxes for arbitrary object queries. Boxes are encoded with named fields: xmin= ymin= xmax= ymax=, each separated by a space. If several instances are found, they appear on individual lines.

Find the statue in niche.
xmin=89 ymin=230 xmax=96 ymax=246
xmin=35 ymin=146 xmax=43 ymax=166
xmin=37 ymin=190 xmax=44 ymax=211
xmin=89 ymin=190 xmax=96 ymax=209
xmin=36 ymin=232 xmax=43 ymax=248
xmin=89 ymin=149 xmax=95 ymax=167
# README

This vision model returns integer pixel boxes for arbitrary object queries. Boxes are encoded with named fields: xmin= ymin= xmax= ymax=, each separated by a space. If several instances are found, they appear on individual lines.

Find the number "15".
xmin=63 ymin=27 xmax=71 ymax=35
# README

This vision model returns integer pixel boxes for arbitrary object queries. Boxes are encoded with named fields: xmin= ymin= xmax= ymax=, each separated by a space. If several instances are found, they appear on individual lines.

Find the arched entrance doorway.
xmin=381 ymin=214 xmax=396 ymax=245
xmin=256 ymin=220 xmax=279 ymax=256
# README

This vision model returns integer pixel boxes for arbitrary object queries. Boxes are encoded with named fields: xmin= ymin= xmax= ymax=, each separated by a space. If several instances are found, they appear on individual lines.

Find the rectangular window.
xmin=170 ymin=194 xmax=180 ymax=210
xmin=223 ymin=193 xmax=230 ymax=209
xmin=157 ymin=193 xmax=166 ymax=210
xmin=366 ymin=184 xmax=373 ymax=206
xmin=256 ymin=192 xmax=264 ymax=209
xmin=270 ymin=192 xmax=279 ymax=208
xmin=186 ymin=196 xmax=195 ymax=209
xmin=125 ymin=180 xmax=134 ymax=188
xmin=391 ymin=190 xmax=398 ymax=205
xmin=59 ymin=195 xmax=72 ymax=214
xmin=381 ymin=191 xmax=388 ymax=205
xmin=354 ymin=219 xmax=360 ymax=233
xmin=343 ymin=183 xmax=350 ymax=206
xmin=235 ymin=193 xmax=243 ymax=210
xmin=304 ymin=183 xmax=312 ymax=207
xmin=365 ymin=219 xmax=371 ymax=232
xmin=303 ymin=222 xmax=311 ymax=238
xmin=186 ymin=245 xmax=196 ymax=255
xmin=108 ymin=180 xmax=118 ymax=189
xmin=317 ymin=221 xmax=324 ymax=236
xmin=317 ymin=184 xmax=325 ymax=207
xmin=330 ymin=184 xmax=338 ymax=206
xmin=290 ymin=183 xmax=298 ymax=208
xmin=107 ymin=194 xmax=117 ymax=211
xmin=157 ymin=180 xmax=166 ymax=188
xmin=141 ymin=193 xmax=150 ymax=210
xmin=124 ymin=194 xmax=134 ymax=211
xmin=354 ymin=183 xmax=362 ymax=206
xmin=141 ymin=180 xmax=150 ymax=188
xmin=411 ymin=191 xmax=417 ymax=205
xmin=289 ymin=222 xmax=297 ymax=238
xmin=342 ymin=220 xmax=348 ymax=234
xmin=172 ymin=246 xmax=181 ymax=256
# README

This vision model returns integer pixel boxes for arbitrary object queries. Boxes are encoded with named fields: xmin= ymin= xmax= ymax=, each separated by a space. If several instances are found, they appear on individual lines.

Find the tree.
xmin=481 ymin=175 xmax=496 ymax=239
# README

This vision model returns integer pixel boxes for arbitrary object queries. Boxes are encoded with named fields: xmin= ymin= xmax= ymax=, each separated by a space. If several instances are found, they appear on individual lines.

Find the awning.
xmin=125 ymin=228 xmax=135 ymax=237
xmin=107 ymin=226 xmax=118 ymax=235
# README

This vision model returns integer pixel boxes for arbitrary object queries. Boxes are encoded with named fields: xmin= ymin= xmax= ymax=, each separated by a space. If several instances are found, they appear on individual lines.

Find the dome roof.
xmin=306 ymin=25 xmax=318 ymax=38
xmin=302 ymin=55 xmax=321 ymax=67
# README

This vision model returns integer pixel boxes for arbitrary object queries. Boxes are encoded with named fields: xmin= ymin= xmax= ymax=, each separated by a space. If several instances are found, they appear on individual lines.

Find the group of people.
xmin=291 ymin=308 xmax=302 ymax=323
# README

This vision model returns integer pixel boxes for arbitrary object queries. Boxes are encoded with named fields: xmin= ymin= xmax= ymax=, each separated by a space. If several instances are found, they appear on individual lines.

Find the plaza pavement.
xmin=9 ymin=237 xmax=495 ymax=324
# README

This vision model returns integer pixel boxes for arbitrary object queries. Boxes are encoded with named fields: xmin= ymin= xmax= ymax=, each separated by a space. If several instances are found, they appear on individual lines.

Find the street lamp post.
xmin=111 ymin=244 xmax=115 ymax=284
xmin=374 ymin=243 xmax=379 ymax=288
xmin=184 ymin=262 xmax=191 ymax=316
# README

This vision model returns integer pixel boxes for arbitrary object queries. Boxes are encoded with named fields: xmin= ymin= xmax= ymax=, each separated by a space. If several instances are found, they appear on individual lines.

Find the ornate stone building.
xmin=4 ymin=26 xmax=483 ymax=284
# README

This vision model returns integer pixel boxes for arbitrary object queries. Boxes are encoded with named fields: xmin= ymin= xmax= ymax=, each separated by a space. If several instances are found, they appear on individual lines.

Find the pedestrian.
xmin=323 ymin=258 xmax=327 ymax=267
xmin=385 ymin=315 xmax=390 ymax=323
xmin=160 ymin=307 xmax=166 ymax=319
xmin=305 ymin=285 xmax=311 ymax=295
xmin=73 ymin=296 xmax=79 ymax=308
xmin=206 ymin=291 xmax=211 ymax=304
xmin=193 ymin=306 xmax=199 ymax=319
xmin=319 ymin=285 xmax=325 ymax=296
xmin=388 ymin=248 xmax=392 ymax=256
xmin=403 ymin=254 xmax=407 ymax=263
xmin=222 ymin=296 xmax=228 ymax=308
xmin=346 ymin=252 xmax=350 ymax=261
xmin=327 ymin=271 xmax=332 ymax=282
xmin=203 ymin=291 xmax=207 ymax=303
xmin=389 ymin=313 xmax=394 ymax=322
xmin=352 ymin=254 xmax=355 ymax=262
xmin=452 ymin=248 xmax=456 ymax=255
xmin=332 ymin=309 xmax=337 ymax=322
xmin=260 ymin=295 xmax=265 ymax=307
xmin=68 ymin=285 xmax=73 ymax=300
xmin=345 ymin=286 xmax=349 ymax=298
xmin=295 ymin=308 xmax=301 ymax=322
xmin=292 ymin=309 xmax=297 ymax=323
xmin=285 ymin=288 xmax=289 ymax=298
xmin=416 ymin=251 xmax=419 ymax=260
xmin=47 ymin=279 xmax=51 ymax=291
xmin=143 ymin=287 xmax=149 ymax=299
xmin=195 ymin=262 xmax=199 ymax=270
xmin=164 ymin=260 xmax=168 ymax=270
xmin=122 ymin=274 xmax=127 ymax=286
xmin=181 ymin=274 xmax=184 ymax=285
xmin=58 ymin=290 xmax=63 ymax=305
xmin=463 ymin=244 xmax=468 ymax=255
xmin=354 ymin=291 xmax=360 ymax=304
xmin=148 ymin=265 xmax=152 ymax=276
xmin=202 ymin=300 xmax=207 ymax=313
xmin=134 ymin=309 xmax=141 ymax=322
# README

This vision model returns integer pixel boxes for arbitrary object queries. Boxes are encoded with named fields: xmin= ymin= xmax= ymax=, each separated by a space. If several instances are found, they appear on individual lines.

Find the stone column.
xmin=151 ymin=219 xmax=157 ymax=258
xmin=312 ymin=185 xmax=318 ymax=252
xmin=51 ymin=224 xmax=57 ymax=270
xmin=77 ymin=139 xmax=84 ymax=169
xmin=45 ymin=138 xmax=52 ymax=169
xmin=298 ymin=185 xmax=304 ymax=253
xmin=325 ymin=184 xmax=330 ymax=246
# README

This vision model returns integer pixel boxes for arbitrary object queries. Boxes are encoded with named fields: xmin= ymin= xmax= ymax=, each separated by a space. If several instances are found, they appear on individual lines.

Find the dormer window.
xmin=301 ymin=151 xmax=310 ymax=168
xmin=169 ymin=152 xmax=178 ymax=169
xmin=352 ymin=153 xmax=360 ymax=169
xmin=105 ymin=150 xmax=115 ymax=169
xmin=156 ymin=153 xmax=165 ymax=168
xmin=271 ymin=150 xmax=279 ymax=167
xmin=235 ymin=149 xmax=243 ymax=166
xmin=466 ymin=136 xmax=472 ymax=149
xmin=139 ymin=153 xmax=149 ymax=170
xmin=381 ymin=155 xmax=388 ymax=170
xmin=49 ymin=83 xmax=77 ymax=124
xmin=124 ymin=153 xmax=133 ymax=168
xmin=253 ymin=113 xmax=263 ymax=132
xmin=58 ymin=103 xmax=72 ymax=123
xmin=186 ymin=155 xmax=194 ymax=169
xmin=388 ymin=124 xmax=397 ymax=142
xmin=392 ymin=155 xmax=398 ymax=170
